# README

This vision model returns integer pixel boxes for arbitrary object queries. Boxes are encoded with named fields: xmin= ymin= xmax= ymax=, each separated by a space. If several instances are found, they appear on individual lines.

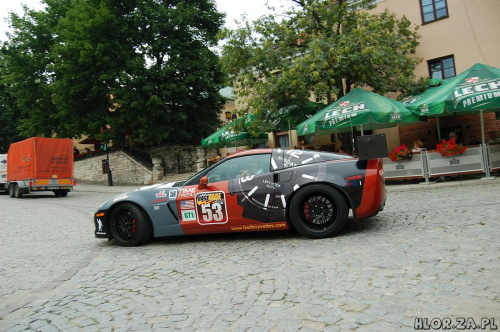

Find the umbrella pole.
xmin=436 ymin=117 xmax=441 ymax=141
xmin=480 ymin=110 xmax=495 ymax=180
xmin=480 ymin=110 xmax=486 ymax=145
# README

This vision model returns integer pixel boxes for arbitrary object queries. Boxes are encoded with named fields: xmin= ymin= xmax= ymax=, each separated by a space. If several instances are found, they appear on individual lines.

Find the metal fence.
xmin=177 ymin=156 xmax=197 ymax=174
xmin=383 ymin=144 xmax=499 ymax=182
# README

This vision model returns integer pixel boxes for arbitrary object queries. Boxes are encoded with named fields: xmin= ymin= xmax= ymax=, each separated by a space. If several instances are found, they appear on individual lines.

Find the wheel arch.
xmin=104 ymin=200 xmax=155 ymax=241
xmin=284 ymin=181 xmax=354 ymax=224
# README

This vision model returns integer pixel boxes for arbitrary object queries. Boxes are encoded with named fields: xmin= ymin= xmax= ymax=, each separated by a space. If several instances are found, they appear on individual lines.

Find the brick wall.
xmin=399 ymin=113 xmax=500 ymax=150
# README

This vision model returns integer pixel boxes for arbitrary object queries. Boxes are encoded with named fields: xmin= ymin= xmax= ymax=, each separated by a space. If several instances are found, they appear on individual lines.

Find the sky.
xmin=0 ymin=0 xmax=292 ymax=41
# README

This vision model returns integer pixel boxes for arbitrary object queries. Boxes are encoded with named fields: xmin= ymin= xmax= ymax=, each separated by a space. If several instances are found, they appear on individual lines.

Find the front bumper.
xmin=94 ymin=212 xmax=108 ymax=238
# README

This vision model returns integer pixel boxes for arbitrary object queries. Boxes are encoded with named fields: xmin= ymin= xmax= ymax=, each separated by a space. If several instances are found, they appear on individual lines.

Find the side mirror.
xmin=198 ymin=176 xmax=208 ymax=190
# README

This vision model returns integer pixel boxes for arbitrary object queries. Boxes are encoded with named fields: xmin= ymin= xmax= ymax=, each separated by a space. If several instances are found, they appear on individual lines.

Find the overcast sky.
xmin=0 ymin=0 xmax=293 ymax=41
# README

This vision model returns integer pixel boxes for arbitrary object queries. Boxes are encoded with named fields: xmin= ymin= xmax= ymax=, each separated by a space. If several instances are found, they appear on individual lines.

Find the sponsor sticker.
xmin=195 ymin=191 xmax=228 ymax=225
xmin=169 ymin=190 xmax=177 ymax=199
xmin=180 ymin=200 xmax=197 ymax=222
xmin=178 ymin=187 xmax=196 ymax=197
xmin=156 ymin=190 xmax=167 ymax=198
xmin=113 ymin=193 xmax=129 ymax=202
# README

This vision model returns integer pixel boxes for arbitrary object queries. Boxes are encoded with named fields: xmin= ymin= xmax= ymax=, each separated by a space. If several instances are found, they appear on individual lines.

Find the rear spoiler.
xmin=357 ymin=133 xmax=388 ymax=160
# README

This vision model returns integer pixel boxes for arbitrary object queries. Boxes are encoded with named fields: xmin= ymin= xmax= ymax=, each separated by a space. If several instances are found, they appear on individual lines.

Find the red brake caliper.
xmin=132 ymin=218 xmax=136 ymax=233
xmin=303 ymin=201 xmax=311 ymax=222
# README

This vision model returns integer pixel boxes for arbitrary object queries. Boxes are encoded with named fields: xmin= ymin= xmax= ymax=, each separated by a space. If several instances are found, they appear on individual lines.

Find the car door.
xmin=176 ymin=153 xmax=276 ymax=235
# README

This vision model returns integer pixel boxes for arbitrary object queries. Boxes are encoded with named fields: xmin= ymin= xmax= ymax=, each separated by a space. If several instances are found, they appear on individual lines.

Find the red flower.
xmin=436 ymin=139 xmax=466 ymax=157
xmin=389 ymin=144 xmax=412 ymax=162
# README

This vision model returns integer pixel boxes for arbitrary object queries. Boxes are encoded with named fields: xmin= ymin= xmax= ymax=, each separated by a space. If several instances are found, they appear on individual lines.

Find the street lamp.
xmin=225 ymin=111 xmax=232 ymax=122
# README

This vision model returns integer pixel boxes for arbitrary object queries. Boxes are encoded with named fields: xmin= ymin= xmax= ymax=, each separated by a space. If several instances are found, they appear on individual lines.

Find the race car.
xmin=94 ymin=148 xmax=386 ymax=246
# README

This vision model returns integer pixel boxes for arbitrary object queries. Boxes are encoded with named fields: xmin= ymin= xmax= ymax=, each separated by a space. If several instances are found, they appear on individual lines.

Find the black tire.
xmin=289 ymin=184 xmax=348 ymax=239
xmin=14 ymin=184 xmax=23 ymax=198
xmin=54 ymin=190 xmax=68 ymax=197
xmin=8 ymin=184 xmax=15 ymax=198
xmin=109 ymin=203 xmax=152 ymax=247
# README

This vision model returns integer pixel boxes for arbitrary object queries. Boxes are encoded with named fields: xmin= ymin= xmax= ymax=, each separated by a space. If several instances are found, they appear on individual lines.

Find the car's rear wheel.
xmin=109 ymin=203 xmax=152 ymax=246
xmin=289 ymin=184 xmax=348 ymax=239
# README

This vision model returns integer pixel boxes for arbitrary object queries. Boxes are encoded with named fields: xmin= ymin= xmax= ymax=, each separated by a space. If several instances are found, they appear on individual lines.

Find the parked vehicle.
xmin=4 ymin=137 xmax=75 ymax=198
xmin=94 ymin=148 xmax=387 ymax=246
xmin=0 ymin=154 xmax=7 ymax=191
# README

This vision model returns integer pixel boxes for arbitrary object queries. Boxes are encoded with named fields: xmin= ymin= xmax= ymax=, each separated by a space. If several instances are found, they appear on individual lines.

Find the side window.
xmin=428 ymin=55 xmax=456 ymax=79
xmin=206 ymin=154 xmax=271 ymax=182
xmin=420 ymin=0 xmax=449 ymax=24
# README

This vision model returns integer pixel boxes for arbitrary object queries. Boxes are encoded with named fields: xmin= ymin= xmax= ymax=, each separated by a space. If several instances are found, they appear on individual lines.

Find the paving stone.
xmin=0 ymin=180 xmax=498 ymax=331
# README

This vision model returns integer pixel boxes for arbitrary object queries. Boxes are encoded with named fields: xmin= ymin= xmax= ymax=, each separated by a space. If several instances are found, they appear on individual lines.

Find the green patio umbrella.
xmin=296 ymin=88 xmax=421 ymax=136
xmin=405 ymin=63 xmax=500 ymax=143
xmin=405 ymin=63 xmax=500 ymax=116
xmin=260 ymin=100 xmax=325 ymax=131
xmin=201 ymin=115 xmax=268 ymax=149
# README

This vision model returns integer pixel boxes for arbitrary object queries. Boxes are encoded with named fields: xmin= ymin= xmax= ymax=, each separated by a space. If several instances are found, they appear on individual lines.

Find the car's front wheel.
xmin=109 ymin=203 xmax=152 ymax=246
xmin=289 ymin=184 xmax=348 ymax=239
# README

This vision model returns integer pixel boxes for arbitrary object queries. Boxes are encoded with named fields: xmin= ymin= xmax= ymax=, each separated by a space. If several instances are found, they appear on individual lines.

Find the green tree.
xmin=2 ymin=0 xmax=226 ymax=147
xmin=220 ymin=0 xmax=426 ymax=134
xmin=0 ymin=50 xmax=27 ymax=153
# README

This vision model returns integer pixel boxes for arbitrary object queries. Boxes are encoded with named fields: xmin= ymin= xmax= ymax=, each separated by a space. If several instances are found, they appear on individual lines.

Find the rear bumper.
xmin=355 ymin=159 xmax=387 ymax=220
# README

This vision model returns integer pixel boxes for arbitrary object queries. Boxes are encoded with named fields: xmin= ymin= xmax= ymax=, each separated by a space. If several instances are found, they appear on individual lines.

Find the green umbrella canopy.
xmin=405 ymin=63 xmax=500 ymax=116
xmin=296 ymin=88 xmax=420 ymax=136
xmin=201 ymin=115 xmax=268 ymax=148
xmin=247 ymin=100 xmax=325 ymax=132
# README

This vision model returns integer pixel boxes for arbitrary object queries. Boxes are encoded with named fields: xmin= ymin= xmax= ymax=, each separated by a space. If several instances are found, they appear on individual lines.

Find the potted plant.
xmin=436 ymin=139 xmax=467 ymax=157
xmin=388 ymin=144 xmax=412 ymax=162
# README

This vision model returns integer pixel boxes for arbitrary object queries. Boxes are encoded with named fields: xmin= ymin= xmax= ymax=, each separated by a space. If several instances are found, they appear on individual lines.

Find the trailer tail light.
xmin=73 ymin=180 xmax=77 ymax=186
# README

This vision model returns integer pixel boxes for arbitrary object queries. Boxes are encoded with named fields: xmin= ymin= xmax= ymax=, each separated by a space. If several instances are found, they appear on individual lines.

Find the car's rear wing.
xmin=357 ymin=133 xmax=388 ymax=160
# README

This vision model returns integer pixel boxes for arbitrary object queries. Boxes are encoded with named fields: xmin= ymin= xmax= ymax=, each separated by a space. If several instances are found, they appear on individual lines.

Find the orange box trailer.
xmin=5 ymin=137 xmax=75 ymax=198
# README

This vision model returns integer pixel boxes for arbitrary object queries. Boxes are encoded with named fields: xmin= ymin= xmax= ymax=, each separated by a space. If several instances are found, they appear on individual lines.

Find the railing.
xmin=177 ymin=156 xmax=196 ymax=174
xmin=489 ymin=144 xmax=500 ymax=172
xmin=383 ymin=144 xmax=499 ymax=181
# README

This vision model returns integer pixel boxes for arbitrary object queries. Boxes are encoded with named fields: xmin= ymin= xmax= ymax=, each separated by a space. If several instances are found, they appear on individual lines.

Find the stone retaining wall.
xmin=75 ymin=145 xmax=219 ymax=185
xmin=74 ymin=150 xmax=153 ymax=185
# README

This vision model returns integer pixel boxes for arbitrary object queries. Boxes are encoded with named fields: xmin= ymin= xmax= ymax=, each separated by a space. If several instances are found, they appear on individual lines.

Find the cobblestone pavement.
xmin=0 ymin=179 xmax=499 ymax=331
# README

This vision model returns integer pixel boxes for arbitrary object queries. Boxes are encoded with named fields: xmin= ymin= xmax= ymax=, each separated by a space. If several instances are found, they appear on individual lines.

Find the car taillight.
xmin=29 ymin=181 xmax=33 ymax=187
xmin=73 ymin=180 xmax=77 ymax=186
xmin=344 ymin=175 xmax=363 ymax=181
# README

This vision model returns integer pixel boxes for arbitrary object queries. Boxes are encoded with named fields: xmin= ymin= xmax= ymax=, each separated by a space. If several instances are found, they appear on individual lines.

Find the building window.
xmin=420 ymin=0 xmax=449 ymax=24
xmin=428 ymin=56 xmax=456 ymax=79
xmin=277 ymin=133 xmax=290 ymax=148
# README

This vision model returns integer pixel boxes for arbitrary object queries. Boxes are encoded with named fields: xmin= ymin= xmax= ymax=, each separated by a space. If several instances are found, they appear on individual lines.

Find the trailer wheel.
xmin=54 ymin=189 xmax=69 ymax=197
xmin=14 ymin=184 xmax=23 ymax=198
xmin=8 ymin=184 xmax=15 ymax=198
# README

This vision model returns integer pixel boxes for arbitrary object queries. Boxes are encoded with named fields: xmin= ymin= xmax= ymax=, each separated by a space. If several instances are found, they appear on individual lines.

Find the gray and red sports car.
xmin=94 ymin=148 xmax=386 ymax=246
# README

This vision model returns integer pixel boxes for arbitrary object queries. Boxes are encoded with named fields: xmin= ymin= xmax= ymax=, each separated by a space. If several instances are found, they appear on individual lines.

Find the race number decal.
xmin=195 ymin=191 xmax=228 ymax=225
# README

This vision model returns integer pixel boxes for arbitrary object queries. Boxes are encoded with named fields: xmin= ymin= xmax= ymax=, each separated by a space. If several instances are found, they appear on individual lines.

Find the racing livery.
xmin=94 ymin=148 xmax=386 ymax=246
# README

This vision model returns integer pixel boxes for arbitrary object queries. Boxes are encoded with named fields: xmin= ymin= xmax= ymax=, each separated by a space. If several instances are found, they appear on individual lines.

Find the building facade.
xmin=371 ymin=0 xmax=500 ymax=150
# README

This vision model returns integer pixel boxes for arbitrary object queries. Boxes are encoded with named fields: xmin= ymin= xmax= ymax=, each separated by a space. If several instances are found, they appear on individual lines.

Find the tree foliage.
xmin=219 ymin=0 xmax=427 ymax=134
xmin=0 ymin=51 xmax=27 ymax=153
xmin=1 ymin=0 xmax=226 ymax=147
